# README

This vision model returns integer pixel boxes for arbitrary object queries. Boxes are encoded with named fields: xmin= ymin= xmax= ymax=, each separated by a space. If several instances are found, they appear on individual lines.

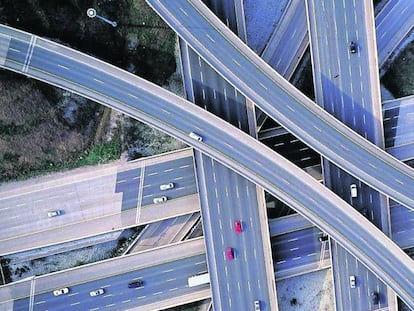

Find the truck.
xmin=188 ymin=273 xmax=210 ymax=287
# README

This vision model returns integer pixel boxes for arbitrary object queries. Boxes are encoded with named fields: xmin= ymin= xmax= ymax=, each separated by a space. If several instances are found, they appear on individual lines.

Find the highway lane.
xmin=128 ymin=213 xmax=201 ymax=253
xmin=145 ymin=0 xmax=414 ymax=213
xmin=391 ymin=201 xmax=414 ymax=250
xmin=261 ymin=0 xmax=308 ymax=79
xmin=2 ymin=25 xmax=414 ymax=307
xmin=253 ymin=0 xmax=414 ymax=140
xmin=116 ymin=156 xmax=197 ymax=208
xmin=383 ymin=96 xmax=414 ymax=149
xmin=0 ymin=152 xmax=197 ymax=255
xmin=182 ymin=3 xmax=276 ymax=309
xmin=196 ymin=154 xmax=273 ymax=310
xmin=186 ymin=45 xmax=249 ymax=132
xmin=272 ymin=227 xmax=327 ymax=273
xmin=306 ymin=0 xmax=390 ymax=309
xmin=376 ymin=0 xmax=414 ymax=67
xmin=12 ymin=254 xmax=208 ymax=311
xmin=202 ymin=0 xmax=238 ymax=35
xmin=331 ymin=242 xmax=387 ymax=311
xmin=259 ymin=132 xmax=321 ymax=169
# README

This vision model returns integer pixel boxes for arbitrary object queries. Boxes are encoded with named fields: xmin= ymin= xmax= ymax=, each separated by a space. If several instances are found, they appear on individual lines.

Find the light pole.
xmin=87 ymin=8 xmax=117 ymax=27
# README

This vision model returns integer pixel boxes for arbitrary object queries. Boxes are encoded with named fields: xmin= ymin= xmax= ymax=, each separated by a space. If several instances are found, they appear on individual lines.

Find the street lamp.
xmin=86 ymin=8 xmax=117 ymax=28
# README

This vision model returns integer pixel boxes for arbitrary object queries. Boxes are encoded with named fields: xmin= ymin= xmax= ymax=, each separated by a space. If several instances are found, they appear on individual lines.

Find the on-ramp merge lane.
xmin=144 ymin=0 xmax=414 ymax=212
xmin=1 ymin=25 xmax=414 ymax=308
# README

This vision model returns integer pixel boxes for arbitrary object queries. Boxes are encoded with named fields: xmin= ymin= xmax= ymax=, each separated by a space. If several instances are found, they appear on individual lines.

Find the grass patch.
xmin=78 ymin=140 xmax=122 ymax=165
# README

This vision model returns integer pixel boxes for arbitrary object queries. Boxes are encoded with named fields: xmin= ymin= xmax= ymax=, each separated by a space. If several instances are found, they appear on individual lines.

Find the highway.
xmin=127 ymin=213 xmax=201 ymax=253
xmin=306 ymin=0 xmax=390 ymax=309
xmin=1 ymin=239 xmax=208 ymax=311
xmin=145 ymin=0 xmax=414 ymax=213
xmin=181 ymin=3 xmax=276 ymax=309
xmin=384 ymin=95 xmax=414 ymax=161
xmin=376 ymin=0 xmax=414 ymax=68
xmin=261 ymin=0 xmax=308 ymax=79
xmin=0 ymin=149 xmax=198 ymax=255
xmin=391 ymin=201 xmax=414 ymax=250
xmin=196 ymin=153 xmax=274 ymax=310
xmin=1 ymin=24 xmax=414 ymax=307
xmin=272 ymin=227 xmax=329 ymax=276
xmin=257 ymin=0 xmax=414 ymax=145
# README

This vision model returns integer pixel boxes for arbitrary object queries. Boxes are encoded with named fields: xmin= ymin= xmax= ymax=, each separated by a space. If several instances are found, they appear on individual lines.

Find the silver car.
xmin=349 ymin=275 xmax=356 ymax=288
xmin=160 ymin=182 xmax=174 ymax=190
xmin=90 ymin=288 xmax=104 ymax=297
xmin=48 ymin=210 xmax=63 ymax=218
xmin=189 ymin=132 xmax=203 ymax=141
xmin=153 ymin=196 xmax=168 ymax=204
xmin=53 ymin=287 xmax=69 ymax=296
xmin=350 ymin=184 xmax=358 ymax=198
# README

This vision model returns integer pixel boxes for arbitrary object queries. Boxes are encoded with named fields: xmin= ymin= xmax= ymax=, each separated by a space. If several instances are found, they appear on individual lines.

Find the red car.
xmin=226 ymin=247 xmax=234 ymax=261
xmin=234 ymin=220 xmax=242 ymax=234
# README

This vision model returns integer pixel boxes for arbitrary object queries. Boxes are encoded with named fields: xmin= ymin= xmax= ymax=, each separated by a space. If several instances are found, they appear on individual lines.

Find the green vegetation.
xmin=382 ymin=40 xmax=414 ymax=98
xmin=78 ymin=140 xmax=121 ymax=165
xmin=0 ymin=0 xmax=177 ymax=86
xmin=0 ymin=0 xmax=181 ymax=181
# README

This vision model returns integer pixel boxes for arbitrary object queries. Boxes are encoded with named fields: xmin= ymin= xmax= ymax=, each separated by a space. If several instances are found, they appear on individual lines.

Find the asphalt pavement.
xmin=2 ymin=22 xmax=414 ymax=307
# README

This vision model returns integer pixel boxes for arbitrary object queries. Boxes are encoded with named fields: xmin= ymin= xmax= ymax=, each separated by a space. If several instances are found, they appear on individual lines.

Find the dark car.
xmin=318 ymin=233 xmax=328 ymax=242
xmin=371 ymin=291 xmax=379 ymax=304
xmin=350 ymin=41 xmax=357 ymax=54
xmin=128 ymin=280 xmax=144 ymax=288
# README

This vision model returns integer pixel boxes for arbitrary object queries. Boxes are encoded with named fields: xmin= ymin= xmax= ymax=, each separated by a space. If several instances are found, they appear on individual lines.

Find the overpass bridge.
xmin=1 ymin=22 xmax=414 ymax=307
xmin=0 ymin=148 xmax=199 ymax=255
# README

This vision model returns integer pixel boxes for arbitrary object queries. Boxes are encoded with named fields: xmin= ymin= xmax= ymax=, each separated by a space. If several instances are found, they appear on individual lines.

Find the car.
xmin=350 ymin=41 xmax=357 ymax=54
xmin=53 ymin=287 xmax=69 ymax=296
xmin=48 ymin=210 xmax=63 ymax=218
xmin=254 ymin=300 xmax=261 ymax=311
xmin=153 ymin=196 xmax=167 ymax=204
xmin=160 ymin=182 xmax=174 ymax=190
xmin=371 ymin=291 xmax=379 ymax=304
xmin=225 ymin=247 xmax=234 ymax=261
xmin=350 ymin=184 xmax=358 ymax=198
xmin=90 ymin=288 xmax=104 ymax=297
xmin=128 ymin=280 xmax=144 ymax=288
xmin=318 ymin=233 xmax=328 ymax=242
xmin=234 ymin=220 xmax=242 ymax=234
xmin=349 ymin=275 xmax=356 ymax=288
xmin=189 ymin=132 xmax=203 ymax=142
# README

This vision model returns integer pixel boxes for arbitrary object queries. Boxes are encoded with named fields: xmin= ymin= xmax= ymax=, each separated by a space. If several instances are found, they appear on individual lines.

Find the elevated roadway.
xmin=145 ymin=0 xmax=414 ymax=213
xmin=0 ymin=149 xmax=198 ymax=255
xmin=262 ymin=0 xmax=414 ymax=77
xmin=306 ymin=0 xmax=390 ymax=309
xmin=384 ymin=95 xmax=414 ymax=161
xmin=0 ymin=238 xmax=208 ymax=311
xmin=261 ymin=0 xmax=308 ymax=79
xmin=180 ymin=2 xmax=276 ymax=308
xmin=1 ymin=24 xmax=414 ymax=307
xmin=376 ymin=0 xmax=414 ymax=68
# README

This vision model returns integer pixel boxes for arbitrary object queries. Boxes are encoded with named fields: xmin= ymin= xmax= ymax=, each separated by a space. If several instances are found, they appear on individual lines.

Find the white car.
xmin=189 ymin=132 xmax=203 ymax=142
xmin=160 ymin=182 xmax=174 ymax=190
xmin=153 ymin=196 xmax=168 ymax=204
xmin=254 ymin=300 xmax=261 ymax=311
xmin=53 ymin=287 xmax=69 ymax=296
xmin=350 ymin=184 xmax=358 ymax=198
xmin=90 ymin=288 xmax=104 ymax=297
xmin=48 ymin=210 xmax=63 ymax=218
xmin=349 ymin=275 xmax=356 ymax=288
